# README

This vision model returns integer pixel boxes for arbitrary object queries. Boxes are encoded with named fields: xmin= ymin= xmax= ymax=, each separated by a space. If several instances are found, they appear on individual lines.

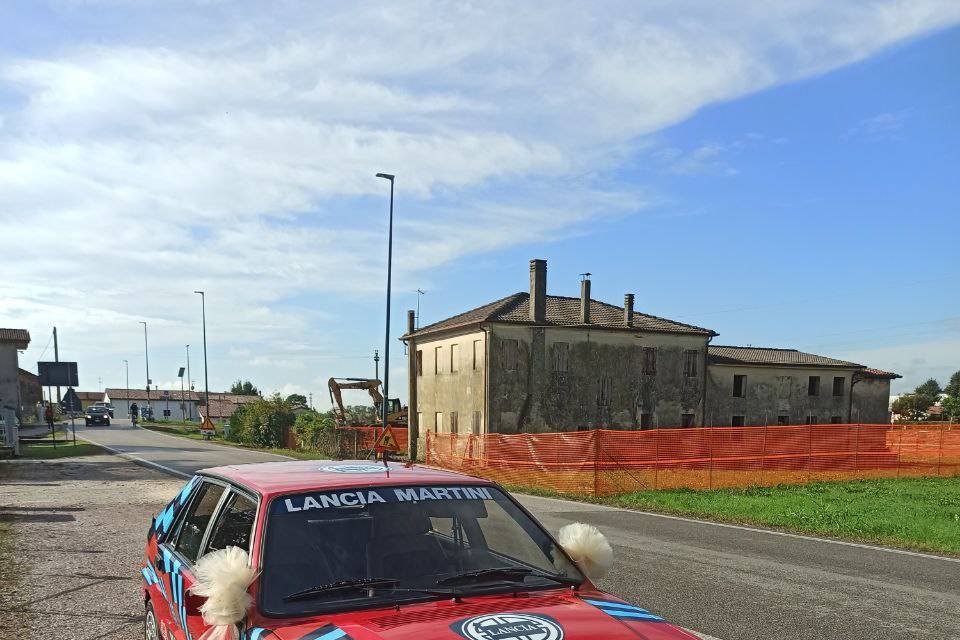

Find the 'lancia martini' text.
xmin=283 ymin=485 xmax=493 ymax=512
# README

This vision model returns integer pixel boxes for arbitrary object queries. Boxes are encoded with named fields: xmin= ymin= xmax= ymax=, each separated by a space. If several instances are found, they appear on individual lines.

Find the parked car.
xmin=84 ymin=405 xmax=111 ymax=426
xmin=142 ymin=461 xmax=695 ymax=640
xmin=94 ymin=401 xmax=115 ymax=418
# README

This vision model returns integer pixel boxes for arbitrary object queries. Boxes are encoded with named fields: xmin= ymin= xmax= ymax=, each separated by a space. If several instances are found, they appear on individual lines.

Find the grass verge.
xmin=140 ymin=422 xmax=335 ymax=461
xmin=19 ymin=433 xmax=105 ymax=459
xmin=512 ymin=477 xmax=960 ymax=556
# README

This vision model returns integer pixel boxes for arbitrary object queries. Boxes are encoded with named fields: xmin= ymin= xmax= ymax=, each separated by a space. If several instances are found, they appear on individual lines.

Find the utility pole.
xmin=308 ymin=392 xmax=313 ymax=410
xmin=53 ymin=326 xmax=61 ymax=404
xmin=194 ymin=292 xmax=210 ymax=420
xmin=374 ymin=349 xmax=380 ymax=381
xmin=140 ymin=322 xmax=151 ymax=411
xmin=123 ymin=360 xmax=129 ymax=393
xmin=185 ymin=345 xmax=193 ymax=420
xmin=375 ymin=172 xmax=395 ymax=443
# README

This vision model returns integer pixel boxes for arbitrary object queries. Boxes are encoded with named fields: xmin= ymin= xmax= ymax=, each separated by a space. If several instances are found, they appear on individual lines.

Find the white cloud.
xmin=3 ymin=1 xmax=958 ymax=396
xmin=846 ymin=112 xmax=908 ymax=140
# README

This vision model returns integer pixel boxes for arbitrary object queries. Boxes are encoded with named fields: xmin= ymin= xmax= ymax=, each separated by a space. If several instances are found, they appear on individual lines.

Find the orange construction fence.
xmin=425 ymin=423 xmax=960 ymax=496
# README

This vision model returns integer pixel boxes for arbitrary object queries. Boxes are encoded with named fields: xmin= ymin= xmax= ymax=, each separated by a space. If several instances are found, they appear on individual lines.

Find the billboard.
xmin=38 ymin=361 xmax=79 ymax=387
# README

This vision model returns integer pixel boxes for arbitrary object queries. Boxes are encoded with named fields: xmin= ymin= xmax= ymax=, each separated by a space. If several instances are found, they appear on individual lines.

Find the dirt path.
xmin=0 ymin=454 xmax=183 ymax=639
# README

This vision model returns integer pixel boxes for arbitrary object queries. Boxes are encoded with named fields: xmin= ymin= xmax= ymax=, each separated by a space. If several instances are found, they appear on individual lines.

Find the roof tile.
xmin=708 ymin=346 xmax=863 ymax=368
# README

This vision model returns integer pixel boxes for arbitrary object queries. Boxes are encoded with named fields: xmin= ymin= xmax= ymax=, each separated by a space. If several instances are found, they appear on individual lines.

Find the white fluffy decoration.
xmin=189 ymin=546 xmax=256 ymax=628
xmin=557 ymin=522 xmax=613 ymax=580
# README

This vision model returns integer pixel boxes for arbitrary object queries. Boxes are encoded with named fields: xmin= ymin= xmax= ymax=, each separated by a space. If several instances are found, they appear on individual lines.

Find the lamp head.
xmin=375 ymin=173 xmax=395 ymax=181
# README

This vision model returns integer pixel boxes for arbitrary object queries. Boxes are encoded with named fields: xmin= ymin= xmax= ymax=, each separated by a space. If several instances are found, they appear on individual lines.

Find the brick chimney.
xmin=580 ymin=276 xmax=591 ymax=324
xmin=529 ymin=259 xmax=546 ymax=322
xmin=624 ymin=293 xmax=634 ymax=327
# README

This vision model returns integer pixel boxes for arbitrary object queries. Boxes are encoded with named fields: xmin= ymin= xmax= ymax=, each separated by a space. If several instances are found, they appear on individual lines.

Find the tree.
xmin=292 ymin=411 xmax=336 ymax=453
xmin=285 ymin=393 xmax=308 ymax=408
xmin=941 ymin=394 xmax=960 ymax=422
xmin=914 ymin=378 xmax=942 ymax=399
xmin=891 ymin=394 xmax=934 ymax=422
xmin=230 ymin=379 xmax=261 ymax=396
xmin=944 ymin=370 xmax=960 ymax=398
xmin=227 ymin=395 xmax=294 ymax=447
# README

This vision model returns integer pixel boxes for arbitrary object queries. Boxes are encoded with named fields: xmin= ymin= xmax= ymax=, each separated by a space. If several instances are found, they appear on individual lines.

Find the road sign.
xmin=62 ymin=388 xmax=82 ymax=412
xmin=200 ymin=415 xmax=216 ymax=436
xmin=38 ymin=361 xmax=79 ymax=387
xmin=374 ymin=426 xmax=401 ymax=453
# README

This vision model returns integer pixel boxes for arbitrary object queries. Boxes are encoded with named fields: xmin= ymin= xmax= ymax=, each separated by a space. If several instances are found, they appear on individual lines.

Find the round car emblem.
xmin=319 ymin=463 xmax=387 ymax=473
xmin=455 ymin=613 xmax=564 ymax=640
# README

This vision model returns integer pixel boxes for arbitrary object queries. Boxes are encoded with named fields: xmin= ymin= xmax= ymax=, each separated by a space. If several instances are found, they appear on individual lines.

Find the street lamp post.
xmin=194 ymin=292 xmax=210 ymax=421
xmin=139 ymin=321 xmax=151 ymax=412
xmin=375 ymin=172 xmax=395 ymax=443
xmin=186 ymin=344 xmax=193 ymax=420
xmin=123 ymin=359 xmax=129 ymax=392
xmin=374 ymin=349 xmax=380 ymax=381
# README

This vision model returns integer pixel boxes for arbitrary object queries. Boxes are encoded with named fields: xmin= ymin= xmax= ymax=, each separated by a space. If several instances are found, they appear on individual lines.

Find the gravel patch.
xmin=0 ymin=453 xmax=184 ymax=639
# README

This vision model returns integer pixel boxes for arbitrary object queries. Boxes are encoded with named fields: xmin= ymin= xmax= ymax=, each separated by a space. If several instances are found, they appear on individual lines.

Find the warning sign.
xmin=200 ymin=415 xmax=216 ymax=436
xmin=374 ymin=426 xmax=401 ymax=453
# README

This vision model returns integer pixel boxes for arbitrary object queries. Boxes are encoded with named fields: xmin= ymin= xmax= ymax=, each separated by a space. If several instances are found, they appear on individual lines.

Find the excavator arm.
xmin=327 ymin=378 xmax=385 ymax=426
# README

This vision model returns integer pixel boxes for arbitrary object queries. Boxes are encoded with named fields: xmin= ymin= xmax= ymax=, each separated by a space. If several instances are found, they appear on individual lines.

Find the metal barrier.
xmin=425 ymin=423 xmax=960 ymax=496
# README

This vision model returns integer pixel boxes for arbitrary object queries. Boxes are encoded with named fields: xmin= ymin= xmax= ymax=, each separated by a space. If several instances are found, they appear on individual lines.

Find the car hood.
xmin=251 ymin=590 xmax=697 ymax=640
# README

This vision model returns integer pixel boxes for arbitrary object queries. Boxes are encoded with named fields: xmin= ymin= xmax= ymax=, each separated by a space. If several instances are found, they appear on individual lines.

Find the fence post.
xmin=806 ymin=423 xmax=813 ymax=483
xmin=896 ymin=424 xmax=903 ymax=478
xmin=592 ymin=430 xmax=600 ymax=497
xmin=653 ymin=428 xmax=660 ymax=491
xmin=760 ymin=424 xmax=767 ymax=486
xmin=707 ymin=427 xmax=714 ymax=490
xmin=936 ymin=425 xmax=945 ymax=477
xmin=853 ymin=423 xmax=861 ymax=478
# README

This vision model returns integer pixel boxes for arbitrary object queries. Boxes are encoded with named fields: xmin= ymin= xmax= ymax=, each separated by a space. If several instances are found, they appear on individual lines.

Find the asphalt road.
xmin=76 ymin=421 xmax=960 ymax=640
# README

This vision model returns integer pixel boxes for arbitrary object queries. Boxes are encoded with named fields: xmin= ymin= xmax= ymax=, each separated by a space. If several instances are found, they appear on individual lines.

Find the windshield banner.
xmin=276 ymin=485 xmax=494 ymax=514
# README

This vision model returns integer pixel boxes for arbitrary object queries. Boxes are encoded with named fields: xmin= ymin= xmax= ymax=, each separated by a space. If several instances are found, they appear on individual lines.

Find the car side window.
xmin=172 ymin=481 xmax=226 ymax=563
xmin=204 ymin=491 xmax=257 ymax=556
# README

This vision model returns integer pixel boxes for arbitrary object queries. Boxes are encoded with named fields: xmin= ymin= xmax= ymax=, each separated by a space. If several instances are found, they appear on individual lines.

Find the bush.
xmin=228 ymin=395 xmax=295 ymax=448
xmin=292 ymin=411 xmax=336 ymax=453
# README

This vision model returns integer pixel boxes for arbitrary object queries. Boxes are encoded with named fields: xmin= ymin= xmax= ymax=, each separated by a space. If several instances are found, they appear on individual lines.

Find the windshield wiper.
xmin=284 ymin=578 xmax=400 ymax=602
xmin=437 ymin=567 xmax=581 ymax=588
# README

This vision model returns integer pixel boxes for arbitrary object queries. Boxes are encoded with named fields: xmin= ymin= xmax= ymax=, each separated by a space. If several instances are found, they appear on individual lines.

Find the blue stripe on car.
xmin=585 ymin=598 xmax=665 ymax=622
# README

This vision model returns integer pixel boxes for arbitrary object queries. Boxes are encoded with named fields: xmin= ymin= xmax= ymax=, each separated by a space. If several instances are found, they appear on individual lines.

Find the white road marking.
xmin=75 ymin=433 xmax=190 ymax=478
xmin=685 ymin=629 xmax=725 ymax=640
xmin=520 ymin=492 xmax=960 ymax=564
xmin=132 ymin=424 xmax=294 ymax=459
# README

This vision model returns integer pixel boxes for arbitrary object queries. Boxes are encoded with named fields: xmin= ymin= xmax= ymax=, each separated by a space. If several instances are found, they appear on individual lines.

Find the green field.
xmin=19 ymin=435 xmax=104 ymax=460
xmin=597 ymin=477 xmax=960 ymax=555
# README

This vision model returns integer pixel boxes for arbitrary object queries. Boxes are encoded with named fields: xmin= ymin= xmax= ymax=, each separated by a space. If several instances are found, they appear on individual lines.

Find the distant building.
xmin=103 ymin=388 xmax=259 ymax=423
xmin=403 ymin=259 xmax=900 ymax=437
xmin=18 ymin=368 xmax=42 ymax=416
xmin=73 ymin=391 xmax=106 ymax=410
xmin=0 ymin=329 xmax=30 ymax=422
xmin=705 ymin=347 xmax=899 ymax=425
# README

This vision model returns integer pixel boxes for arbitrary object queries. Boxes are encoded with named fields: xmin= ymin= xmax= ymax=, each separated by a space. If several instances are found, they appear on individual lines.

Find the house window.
xmin=733 ymin=374 xmax=747 ymax=398
xmin=450 ymin=344 xmax=460 ymax=373
xmin=683 ymin=350 xmax=699 ymax=377
xmin=435 ymin=346 xmax=443 ymax=374
xmin=777 ymin=415 xmax=789 ymax=426
xmin=832 ymin=376 xmax=845 ymax=397
xmin=598 ymin=376 xmax=612 ymax=408
xmin=806 ymin=415 xmax=818 ymax=425
xmin=471 ymin=411 xmax=481 ymax=435
xmin=681 ymin=413 xmax=696 ymax=427
xmin=472 ymin=340 xmax=482 ymax=370
xmin=552 ymin=342 xmax=569 ymax=373
xmin=808 ymin=376 xmax=820 ymax=396
xmin=642 ymin=347 xmax=657 ymax=375
xmin=830 ymin=415 xmax=843 ymax=424
xmin=449 ymin=411 xmax=458 ymax=434
xmin=416 ymin=350 xmax=423 ymax=377
xmin=435 ymin=412 xmax=443 ymax=433
xmin=502 ymin=339 xmax=519 ymax=371
xmin=731 ymin=415 xmax=746 ymax=427
xmin=639 ymin=413 xmax=653 ymax=429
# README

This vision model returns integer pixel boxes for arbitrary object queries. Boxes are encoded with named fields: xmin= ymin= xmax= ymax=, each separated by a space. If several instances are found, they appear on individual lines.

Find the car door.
xmin=157 ymin=479 xmax=228 ymax=640
xmin=187 ymin=487 xmax=259 ymax=639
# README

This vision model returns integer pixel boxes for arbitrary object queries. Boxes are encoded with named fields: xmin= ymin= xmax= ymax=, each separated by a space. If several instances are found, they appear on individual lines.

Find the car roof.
xmin=199 ymin=460 xmax=495 ymax=498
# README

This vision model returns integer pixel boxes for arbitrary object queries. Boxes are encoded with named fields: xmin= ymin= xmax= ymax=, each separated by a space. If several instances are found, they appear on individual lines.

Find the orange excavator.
xmin=327 ymin=377 xmax=408 ymax=427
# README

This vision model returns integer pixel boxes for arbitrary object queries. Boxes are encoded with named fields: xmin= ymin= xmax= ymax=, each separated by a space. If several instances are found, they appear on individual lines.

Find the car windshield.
xmin=261 ymin=484 xmax=584 ymax=616
xmin=87 ymin=407 xmax=105 ymax=413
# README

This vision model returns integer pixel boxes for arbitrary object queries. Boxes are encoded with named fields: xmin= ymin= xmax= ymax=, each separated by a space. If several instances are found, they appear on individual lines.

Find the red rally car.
xmin=142 ymin=460 xmax=698 ymax=640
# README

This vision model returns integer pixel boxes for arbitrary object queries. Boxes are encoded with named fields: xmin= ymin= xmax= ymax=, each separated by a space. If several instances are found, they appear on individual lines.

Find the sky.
xmin=1 ymin=1 xmax=958 ymax=407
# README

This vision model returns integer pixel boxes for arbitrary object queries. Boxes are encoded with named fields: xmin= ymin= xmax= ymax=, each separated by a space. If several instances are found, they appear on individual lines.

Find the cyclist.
xmin=130 ymin=402 xmax=139 ymax=427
